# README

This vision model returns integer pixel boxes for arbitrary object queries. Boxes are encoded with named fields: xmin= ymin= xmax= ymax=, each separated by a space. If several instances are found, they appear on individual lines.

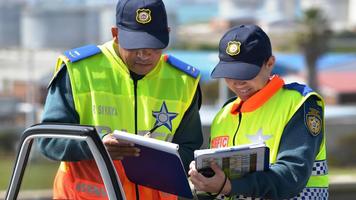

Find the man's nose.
xmin=136 ymin=49 xmax=152 ymax=59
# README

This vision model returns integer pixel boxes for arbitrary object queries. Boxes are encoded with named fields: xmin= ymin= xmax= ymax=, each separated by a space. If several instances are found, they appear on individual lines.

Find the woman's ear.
xmin=266 ymin=55 xmax=275 ymax=70
xmin=111 ymin=27 xmax=118 ymax=43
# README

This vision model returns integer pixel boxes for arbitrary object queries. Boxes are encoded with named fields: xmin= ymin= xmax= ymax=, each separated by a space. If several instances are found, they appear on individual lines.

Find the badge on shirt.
xmin=305 ymin=107 xmax=322 ymax=136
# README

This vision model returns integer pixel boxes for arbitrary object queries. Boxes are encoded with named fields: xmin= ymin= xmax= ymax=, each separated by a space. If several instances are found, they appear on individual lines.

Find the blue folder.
xmin=113 ymin=131 xmax=193 ymax=199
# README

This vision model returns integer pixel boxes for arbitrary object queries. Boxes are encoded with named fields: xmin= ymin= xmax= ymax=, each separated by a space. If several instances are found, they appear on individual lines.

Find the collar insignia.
xmin=152 ymin=101 xmax=178 ymax=132
xmin=306 ymin=108 xmax=322 ymax=136
xmin=136 ymin=9 xmax=151 ymax=24
xmin=226 ymin=41 xmax=241 ymax=56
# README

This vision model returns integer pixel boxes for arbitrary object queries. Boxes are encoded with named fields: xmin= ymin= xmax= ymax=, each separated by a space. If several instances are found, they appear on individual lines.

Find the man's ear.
xmin=111 ymin=26 xmax=118 ymax=43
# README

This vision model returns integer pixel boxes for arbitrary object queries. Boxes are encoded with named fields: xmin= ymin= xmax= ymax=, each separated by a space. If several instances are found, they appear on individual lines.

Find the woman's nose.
xmin=233 ymin=80 xmax=247 ymax=86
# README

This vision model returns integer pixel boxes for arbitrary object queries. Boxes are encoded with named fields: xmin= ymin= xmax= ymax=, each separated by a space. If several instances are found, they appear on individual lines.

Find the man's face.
xmin=118 ymin=45 xmax=163 ymax=75
xmin=224 ymin=57 xmax=274 ymax=101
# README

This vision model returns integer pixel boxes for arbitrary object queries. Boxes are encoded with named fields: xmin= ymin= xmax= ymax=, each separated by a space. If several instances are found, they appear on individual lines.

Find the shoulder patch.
xmin=64 ymin=44 xmax=101 ymax=63
xmin=304 ymin=99 xmax=323 ymax=136
xmin=165 ymin=55 xmax=200 ymax=78
xmin=284 ymin=82 xmax=313 ymax=96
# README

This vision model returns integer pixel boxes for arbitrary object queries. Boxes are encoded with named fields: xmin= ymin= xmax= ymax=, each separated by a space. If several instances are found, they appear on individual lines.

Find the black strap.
xmin=207 ymin=173 xmax=228 ymax=199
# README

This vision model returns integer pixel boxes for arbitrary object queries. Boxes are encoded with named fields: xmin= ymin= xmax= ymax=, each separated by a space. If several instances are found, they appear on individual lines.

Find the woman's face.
xmin=224 ymin=56 xmax=275 ymax=101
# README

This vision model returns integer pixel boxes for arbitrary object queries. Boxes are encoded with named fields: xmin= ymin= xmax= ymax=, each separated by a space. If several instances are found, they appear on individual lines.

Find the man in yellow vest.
xmin=189 ymin=25 xmax=328 ymax=199
xmin=38 ymin=0 xmax=203 ymax=199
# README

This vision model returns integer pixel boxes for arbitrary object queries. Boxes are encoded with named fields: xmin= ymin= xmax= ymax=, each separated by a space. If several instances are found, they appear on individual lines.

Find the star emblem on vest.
xmin=152 ymin=101 xmax=178 ymax=132
xmin=246 ymin=128 xmax=272 ymax=143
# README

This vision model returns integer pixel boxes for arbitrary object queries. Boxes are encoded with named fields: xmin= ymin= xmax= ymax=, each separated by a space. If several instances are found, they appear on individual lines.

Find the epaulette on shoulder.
xmin=284 ymin=82 xmax=313 ymax=96
xmin=164 ymin=55 xmax=200 ymax=78
xmin=63 ymin=44 xmax=101 ymax=63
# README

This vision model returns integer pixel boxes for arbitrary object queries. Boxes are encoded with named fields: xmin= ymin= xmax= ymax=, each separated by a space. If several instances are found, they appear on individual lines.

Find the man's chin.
xmin=132 ymin=68 xmax=154 ymax=75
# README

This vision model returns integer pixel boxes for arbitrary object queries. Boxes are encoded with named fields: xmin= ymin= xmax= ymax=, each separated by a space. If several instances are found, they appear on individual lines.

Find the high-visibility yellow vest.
xmin=210 ymin=76 xmax=328 ymax=199
xmin=52 ymin=41 xmax=200 ymax=200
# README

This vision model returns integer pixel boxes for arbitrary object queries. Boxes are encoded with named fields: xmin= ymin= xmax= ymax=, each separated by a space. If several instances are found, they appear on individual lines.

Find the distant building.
xmin=0 ymin=2 xmax=23 ymax=48
xmin=0 ymin=49 xmax=57 ymax=126
xmin=22 ymin=3 xmax=115 ymax=49
xmin=217 ymin=0 xmax=356 ymax=32
xmin=0 ymin=0 xmax=116 ymax=49
xmin=301 ymin=0 xmax=356 ymax=31
xmin=0 ymin=0 xmax=179 ymax=49
xmin=217 ymin=0 xmax=300 ymax=30
xmin=283 ymin=60 xmax=356 ymax=105
xmin=0 ymin=96 xmax=30 ymax=136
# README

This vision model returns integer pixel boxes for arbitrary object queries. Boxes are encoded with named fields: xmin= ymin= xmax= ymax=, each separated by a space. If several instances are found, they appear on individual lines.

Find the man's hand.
xmin=102 ymin=134 xmax=140 ymax=160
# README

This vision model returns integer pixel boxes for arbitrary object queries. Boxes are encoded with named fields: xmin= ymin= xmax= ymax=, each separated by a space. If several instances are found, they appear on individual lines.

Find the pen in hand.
xmin=144 ymin=124 xmax=160 ymax=138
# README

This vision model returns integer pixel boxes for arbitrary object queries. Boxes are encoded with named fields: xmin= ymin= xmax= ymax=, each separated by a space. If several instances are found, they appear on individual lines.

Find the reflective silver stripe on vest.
xmin=312 ymin=160 xmax=328 ymax=176
xmin=221 ymin=188 xmax=328 ymax=200
xmin=291 ymin=187 xmax=328 ymax=200
xmin=214 ymin=194 xmax=260 ymax=200
xmin=235 ymin=196 xmax=260 ymax=200
xmin=217 ymin=161 xmax=328 ymax=200
xmin=75 ymin=182 xmax=107 ymax=197
xmin=137 ymin=131 xmax=174 ymax=142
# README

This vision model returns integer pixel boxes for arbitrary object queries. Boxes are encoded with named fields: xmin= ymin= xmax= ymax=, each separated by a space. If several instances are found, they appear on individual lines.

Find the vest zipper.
xmin=134 ymin=79 xmax=138 ymax=135
xmin=232 ymin=112 xmax=242 ymax=146
xmin=133 ymin=79 xmax=140 ymax=200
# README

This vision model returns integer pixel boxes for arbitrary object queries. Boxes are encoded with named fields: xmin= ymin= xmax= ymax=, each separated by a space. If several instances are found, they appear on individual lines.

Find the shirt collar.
xmin=230 ymin=75 xmax=285 ymax=114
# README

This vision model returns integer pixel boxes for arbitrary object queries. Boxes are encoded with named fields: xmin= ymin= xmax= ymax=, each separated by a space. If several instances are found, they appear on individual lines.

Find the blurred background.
xmin=0 ymin=0 xmax=356 ymax=199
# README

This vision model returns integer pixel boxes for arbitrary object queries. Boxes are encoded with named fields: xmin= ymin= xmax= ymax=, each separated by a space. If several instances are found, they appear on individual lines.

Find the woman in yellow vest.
xmin=38 ymin=0 xmax=203 ymax=199
xmin=189 ymin=25 xmax=328 ymax=199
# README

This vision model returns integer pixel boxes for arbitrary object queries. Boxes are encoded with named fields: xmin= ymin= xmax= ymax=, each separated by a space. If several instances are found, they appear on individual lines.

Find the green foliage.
xmin=297 ymin=9 xmax=330 ymax=59
xmin=329 ymin=167 xmax=356 ymax=176
xmin=0 ymin=130 xmax=21 ymax=156
xmin=330 ymin=46 xmax=356 ymax=52
xmin=173 ymin=41 xmax=218 ymax=51
xmin=0 ymin=156 xmax=59 ymax=190
xmin=200 ymin=81 xmax=219 ymax=105
xmin=295 ymin=7 xmax=331 ymax=92
xmin=329 ymin=33 xmax=356 ymax=52
xmin=328 ymin=132 xmax=356 ymax=167
xmin=334 ymin=30 xmax=356 ymax=38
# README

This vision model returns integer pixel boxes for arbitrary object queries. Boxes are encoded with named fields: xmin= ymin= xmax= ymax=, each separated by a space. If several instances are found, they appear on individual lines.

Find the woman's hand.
xmin=188 ymin=161 xmax=231 ymax=195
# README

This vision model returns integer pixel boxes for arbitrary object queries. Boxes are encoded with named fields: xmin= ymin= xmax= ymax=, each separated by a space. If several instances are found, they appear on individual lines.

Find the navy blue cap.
xmin=211 ymin=24 xmax=272 ymax=80
xmin=116 ymin=0 xmax=169 ymax=50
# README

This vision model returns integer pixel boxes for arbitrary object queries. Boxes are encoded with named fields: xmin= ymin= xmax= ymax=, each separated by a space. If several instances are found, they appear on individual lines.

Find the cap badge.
xmin=226 ymin=41 xmax=241 ymax=56
xmin=136 ymin=9 xmax=152 ymax=24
